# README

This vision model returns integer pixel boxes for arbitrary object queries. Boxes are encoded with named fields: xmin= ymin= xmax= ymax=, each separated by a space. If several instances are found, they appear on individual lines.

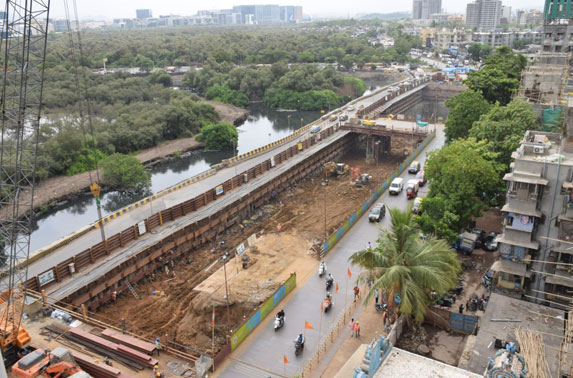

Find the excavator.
xmin=11 ymin=347 xmax=89 ymax=378
xmin=323 ymin=161 xmax=349 ymax=178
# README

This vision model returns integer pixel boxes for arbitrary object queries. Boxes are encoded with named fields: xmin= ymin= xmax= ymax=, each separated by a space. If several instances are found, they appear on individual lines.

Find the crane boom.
xmin=0 ymin=0 xmax=50 ymax=367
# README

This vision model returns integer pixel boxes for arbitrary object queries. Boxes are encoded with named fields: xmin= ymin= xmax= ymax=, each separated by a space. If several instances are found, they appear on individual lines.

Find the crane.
xmin=0 ymin=0 xmax=51 ymax=370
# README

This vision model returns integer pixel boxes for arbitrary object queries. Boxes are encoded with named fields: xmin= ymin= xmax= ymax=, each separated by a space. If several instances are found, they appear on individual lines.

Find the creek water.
xmin=29 ymin=103 xmax=321 ymax=252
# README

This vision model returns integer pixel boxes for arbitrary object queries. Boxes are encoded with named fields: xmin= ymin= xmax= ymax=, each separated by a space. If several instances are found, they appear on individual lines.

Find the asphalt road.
xmin=20 ymin=77 xmax=423 ymax=285
xmin=219 ymin=125 xmax=445 ymax=378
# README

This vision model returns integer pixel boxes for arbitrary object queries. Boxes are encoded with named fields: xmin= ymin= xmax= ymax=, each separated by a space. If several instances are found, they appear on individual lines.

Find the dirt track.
xmin=94 ymin=144 xmax=409 ymax=354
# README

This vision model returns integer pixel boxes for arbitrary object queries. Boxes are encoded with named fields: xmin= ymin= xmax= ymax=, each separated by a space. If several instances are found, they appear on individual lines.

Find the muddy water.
xmin=29 ymin=104 xmax=321 ymax=253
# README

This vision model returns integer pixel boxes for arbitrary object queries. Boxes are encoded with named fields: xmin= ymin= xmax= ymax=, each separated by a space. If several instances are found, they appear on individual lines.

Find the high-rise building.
xmin=465 ymin=0 xmax=502 ymax=30
xmin=136 ymin=9 xmax=152 ymax=19
xmin=412 ymin=0 xmax=441 ymax=19
xmin=501 ymin=5 xmax=511 ymax=23
xmin=543 ymin=0 xmax=573 ymax=52
xmin=254 ymin=5 xmax=281 ymax=24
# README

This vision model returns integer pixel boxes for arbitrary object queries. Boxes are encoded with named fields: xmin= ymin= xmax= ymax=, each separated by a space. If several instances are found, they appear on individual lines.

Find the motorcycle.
xmin=294 ymin=340 xmax=304 ymax=356
xmin=318 ymin=263 xmax=326 ymax=277
xmin=325 ymin=277 xmax=333 ymax=290
xmin=481 ymin=271 xmax=493 ymax=289
xmin=274 ymin=315 xmax=285 ymax=331
xmin=375 ymin=303 xmax=387 ymax=313
xmin=324 ymin=296 xmax=332 ymax=313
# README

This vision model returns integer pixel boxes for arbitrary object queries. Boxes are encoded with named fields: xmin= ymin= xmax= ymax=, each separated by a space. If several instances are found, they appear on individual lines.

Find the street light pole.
xmin=221 ymin=256 xmax=231 ymax=326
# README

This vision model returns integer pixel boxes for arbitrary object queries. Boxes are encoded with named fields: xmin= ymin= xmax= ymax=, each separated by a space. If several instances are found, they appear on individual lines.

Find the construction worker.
xmin=353 ymin=286 xmax=360 ymax=301
xmin=354 ymin=321 xmax=360 ymax=337
xmin=155 ymin=337 xmax=162 ymax=356
xmin=111 ymin=291 xmax=117 ymax=303
xmin=153 ymin=364 xmax=159 ymax=374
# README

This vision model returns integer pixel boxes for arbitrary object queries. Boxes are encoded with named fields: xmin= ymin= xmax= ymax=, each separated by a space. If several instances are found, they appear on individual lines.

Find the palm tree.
xmin=349 ymin=207 xmax=461 ymax=323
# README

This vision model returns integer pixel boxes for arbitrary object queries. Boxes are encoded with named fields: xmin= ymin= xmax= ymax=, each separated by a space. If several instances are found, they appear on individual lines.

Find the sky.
xmin=49 ymin=0 xmax=545 ymax=20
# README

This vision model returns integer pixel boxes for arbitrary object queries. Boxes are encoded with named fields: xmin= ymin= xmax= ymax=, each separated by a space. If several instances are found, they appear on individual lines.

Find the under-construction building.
xmin=543 ymin=0 xmax=573 ymax=52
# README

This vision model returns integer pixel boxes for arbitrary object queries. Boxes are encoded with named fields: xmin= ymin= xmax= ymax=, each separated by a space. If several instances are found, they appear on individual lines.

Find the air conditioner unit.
xmin=243 ymin=173 xmax=248 ymax=183
xmin=68 ymin=263 xmax=75 ymax=275
xmin=533 ymin=146 xmax=544 ymax=154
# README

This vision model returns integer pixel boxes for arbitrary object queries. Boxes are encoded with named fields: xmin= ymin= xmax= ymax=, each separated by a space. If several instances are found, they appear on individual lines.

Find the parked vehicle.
xmin=389 ymin=178 xmax=404 ymax=195
xmin=415 ymin=170 xmax=426 ymax=186
xmin=369 ymin=203 xmax=386 ymax=222
xmin=412 ymin=197 xmax=423 ymax=214
xmin=482 ymin=271 xmax=493 ymax=289
xmin=347 ymin=105 xmax=355 ymax=111
xmin=483 ymin=232 xmax=499 ymax=252
xmin=453 ymin=232 xmax=478 ymax=255
xmin=470 ymin=228 xmax=486 ymax=249
xmin=408 ymin=161 xmax=421 ymax=174
xmin=340 ymin=114 xmax=349 ymax=121
xmin=406 ymin=179 xmax=419 ymax=200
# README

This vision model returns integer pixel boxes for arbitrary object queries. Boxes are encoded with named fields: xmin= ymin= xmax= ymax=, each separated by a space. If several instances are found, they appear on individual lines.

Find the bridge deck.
xmin=341 ymin=122 xmax=429 ymax=138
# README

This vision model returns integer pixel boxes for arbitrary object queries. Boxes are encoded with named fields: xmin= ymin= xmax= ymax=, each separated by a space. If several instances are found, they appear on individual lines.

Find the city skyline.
xmin=47 ymin=0 xmax=543 ymax=20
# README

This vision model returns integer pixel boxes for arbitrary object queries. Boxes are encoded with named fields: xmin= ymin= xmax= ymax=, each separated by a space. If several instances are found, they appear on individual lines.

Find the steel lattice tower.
xmin=0 ymin=0 xmax=50 ymax=328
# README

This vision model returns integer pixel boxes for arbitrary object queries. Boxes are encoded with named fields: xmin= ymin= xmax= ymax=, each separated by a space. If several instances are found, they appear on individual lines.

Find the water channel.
xmin=29 ymin=103 xmax=323 ymax=252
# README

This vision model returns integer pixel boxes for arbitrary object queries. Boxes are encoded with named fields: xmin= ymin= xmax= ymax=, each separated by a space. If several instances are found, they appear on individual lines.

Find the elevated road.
xmin=19 ymin=78 xmax=430 ymax=300
xmin=218 ymin=126 xmax=445 ymax=378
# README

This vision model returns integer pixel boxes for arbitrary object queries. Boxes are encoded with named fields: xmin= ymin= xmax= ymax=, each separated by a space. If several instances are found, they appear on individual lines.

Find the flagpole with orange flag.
xmin=304 ymin=320 xmax=313 ymax=340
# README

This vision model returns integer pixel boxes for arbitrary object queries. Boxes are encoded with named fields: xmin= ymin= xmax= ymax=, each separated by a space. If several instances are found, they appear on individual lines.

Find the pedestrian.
xmin=153 ymin=364 xmax=159 ymax=374
xmin=459 ymin=304 xmax=464 ymax=314
xmin=155 ymin=337 xmax=161 ymax=356
xmin=374 ymin=289 xmax=379 ymax=304
xmin=277 ymin=224 xmax=281 ymax=235
xmin=354 ymin=321 xmax=360 ymax=337
xmin=111 ymin=291 xmax=117 ymax=304
xmin=349 ymin=318 xmax=355 ymax=337
xmin=104 ymin=356 xmax=112 ymax=366
xmin=353 ymin=286 xmax=360 ymax=301
xmin=367 ymin=241 xmax=372 ymax=249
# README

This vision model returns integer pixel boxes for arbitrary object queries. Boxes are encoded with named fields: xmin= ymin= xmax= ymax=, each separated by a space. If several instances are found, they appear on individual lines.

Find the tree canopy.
xmin=444 ymin=90 xmax=491 ymax=142
xmin=196 ymin=123 xmax=238 ymax=150
xmin=469 ymin=99 xmax=540 ymax=167
xmin=349 ymin=207 xmax=461 ymax=322
xmin=101 ymin=153 xmax=151 ymax=191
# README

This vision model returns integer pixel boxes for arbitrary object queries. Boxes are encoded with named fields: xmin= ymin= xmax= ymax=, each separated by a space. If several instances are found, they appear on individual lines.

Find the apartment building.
xmin=465 ymin=0 xmax=502 ymax=30
xmin=496 ymin=128 xmax=573 ymax=309
xmin=543 ymin=0 xmax=573 ymax=52
xmin=471 ymin=30 xmax=543 ymax=48
xmin=434 ymin=29 xmax=471 ymax=51
xmin=412 ymin=0 xmax=442 ymax=20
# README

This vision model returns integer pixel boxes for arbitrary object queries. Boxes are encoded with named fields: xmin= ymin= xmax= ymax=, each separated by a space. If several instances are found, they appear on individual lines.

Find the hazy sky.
xmin=49 ymin=0 xmax=545 ymax=20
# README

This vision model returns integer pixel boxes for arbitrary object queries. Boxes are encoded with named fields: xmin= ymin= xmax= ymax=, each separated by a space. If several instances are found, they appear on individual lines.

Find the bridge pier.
xmin=365 ymin=136 xmax=390 ymax=164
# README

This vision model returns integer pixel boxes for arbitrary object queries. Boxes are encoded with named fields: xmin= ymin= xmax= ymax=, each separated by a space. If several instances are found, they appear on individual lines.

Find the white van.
xmin=389 ymin=177 xmax=404 ymax=195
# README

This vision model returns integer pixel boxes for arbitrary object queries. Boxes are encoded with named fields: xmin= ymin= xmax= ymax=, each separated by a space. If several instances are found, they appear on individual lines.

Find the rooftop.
xmin=511 ymin=130 xmax=573 ymax=165
xmin=373 ymin=348 xmax=481 ymax=378
xmin=465 ymin=293 xmax=564 ymax=378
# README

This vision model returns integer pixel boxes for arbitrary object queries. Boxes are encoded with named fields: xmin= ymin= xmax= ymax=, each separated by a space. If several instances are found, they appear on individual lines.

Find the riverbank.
xmin=9 ymin=101 xmax=248 ymax=216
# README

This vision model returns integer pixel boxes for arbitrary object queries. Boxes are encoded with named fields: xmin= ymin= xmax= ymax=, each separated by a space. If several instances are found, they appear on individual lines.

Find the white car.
xmin=347 ymin=105 xmax=355 ymax=111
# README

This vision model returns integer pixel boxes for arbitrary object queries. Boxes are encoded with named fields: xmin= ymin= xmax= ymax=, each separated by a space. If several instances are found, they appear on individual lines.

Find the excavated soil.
xmin=94 ymin=144 xmax=410 ymax=355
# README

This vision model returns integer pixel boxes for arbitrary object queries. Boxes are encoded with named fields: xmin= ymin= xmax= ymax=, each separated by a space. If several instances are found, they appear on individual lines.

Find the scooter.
xmin=325 ymin=277 xmax=333 ymax=290
xmin=481 ymin=271 xmax=493 ymax=289
xmin=274 ymin=315 xmax=285 ymax=331
xmin=294 ymin=340 xmax=304 ymax=356
xmin=318 ymin=263 xmax=326 ymax=277
xmin=324 ymin=296 xmax=332 ymax=313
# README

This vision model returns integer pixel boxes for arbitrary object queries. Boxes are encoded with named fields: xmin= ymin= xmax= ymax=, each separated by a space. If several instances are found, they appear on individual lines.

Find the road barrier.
xmin=322 ymin=128 xmax=437 ymax=255
xmin=228 ymin=273 xmax=297 ymax=351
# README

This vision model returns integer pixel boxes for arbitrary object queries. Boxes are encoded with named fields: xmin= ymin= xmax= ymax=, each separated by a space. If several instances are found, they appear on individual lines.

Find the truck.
xmin=12 ymin=347 xmax=89 ymax=378
xmin=453 ymin=232 xmax=478 ymax=255
xmin=406 ymin=179 xmax=419 ymax=199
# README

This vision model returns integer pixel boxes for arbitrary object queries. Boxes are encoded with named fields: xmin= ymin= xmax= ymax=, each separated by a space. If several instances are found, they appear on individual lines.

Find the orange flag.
xmin=284 ymin=355 xmax=289 ymax=364
xmin=347 ymin=268 xmax=352 ymax=279
xmin=321 ymin=302 xmax=324 ymax=313
xmin=305 ymin=321 xmax=314 ymax=329
xmin=336 ymin=283 xmax=339 ymax=293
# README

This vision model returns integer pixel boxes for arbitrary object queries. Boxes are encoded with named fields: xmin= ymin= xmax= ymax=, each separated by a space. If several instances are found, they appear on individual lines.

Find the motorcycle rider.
xmin=276 ymin=309 xmax=285 ymax=325
xmin=326 ymin=273 xmax=334 ymax=286
xmin=325 ymin=291 xmax=332 ymax=300
xmin=319 ymin=261 xmax=327 ymax=273
xmin=295 ymin=333 xmax=305 ymax=347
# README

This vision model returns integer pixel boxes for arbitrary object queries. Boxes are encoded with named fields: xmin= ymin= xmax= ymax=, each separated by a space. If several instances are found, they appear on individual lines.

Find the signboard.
xmin=297 ymin=142 xmax=303 ymax=151
xmin=416 ymin=114 xmax=422 ymax=121
xmin=38 ymin=269 xmax=56 ymax=286
xmin=137 ymin=220 xmax=147 ymax=236
xmin=247 ymin=233 xmax=257 ymax=247
xmin=236 ymin=243 xmax=246 ymax=256
xmin=270 ymin=156 xmax=276 ymax=168
xmin=215 ymin=185 xmax=224 ymax=196
xmin=89 ymin=183 xmax=101 ymax=199
xmin=397 ymin=114 xmax=405 ymax=120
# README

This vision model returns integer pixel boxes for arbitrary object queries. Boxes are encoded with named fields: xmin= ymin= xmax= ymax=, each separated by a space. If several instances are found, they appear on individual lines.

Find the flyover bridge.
xmin=15 ymin=77 xmax=434 ymax=310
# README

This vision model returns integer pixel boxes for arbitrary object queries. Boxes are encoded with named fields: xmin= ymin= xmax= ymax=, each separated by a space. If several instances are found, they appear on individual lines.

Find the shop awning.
xmin=501 ymin=204 xmax=542 ymax=218
xmin=496 ymin=234 xmax=539 ymax=250
xmin=491 ymin=259 xmax=533 ymax=278
xmin=545 ymin=274 xmax=573 ymax=288
xmin=503 ymin=173 xmax=548 ymax=186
